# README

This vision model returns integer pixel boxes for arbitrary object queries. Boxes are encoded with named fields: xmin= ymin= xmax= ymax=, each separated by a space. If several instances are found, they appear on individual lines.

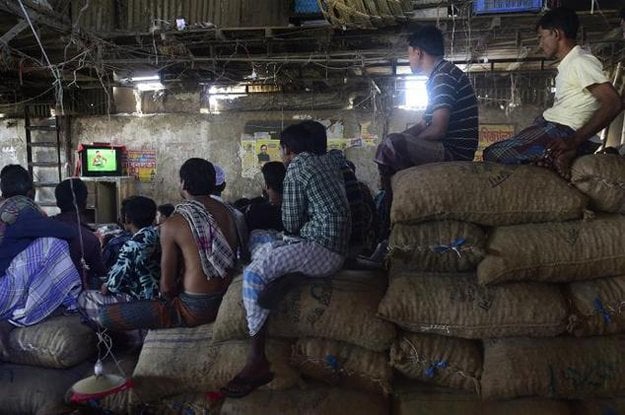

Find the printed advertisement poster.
xmin=475 ymin=124 xmax=515 ymax=161
xmin=126 ymin=149 xmax=157 ymax=182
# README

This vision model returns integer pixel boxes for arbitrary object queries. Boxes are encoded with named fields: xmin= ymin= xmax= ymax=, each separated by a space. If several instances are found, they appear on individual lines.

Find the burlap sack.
xmin=3 ymin=314 xmax=97 ymax=368
xmin=388 ymin=221 xmax=486 ymax=273
xmin=220 ymin=384 xmax=389 ymax=415
xmin=391 ymin=162 xmax=587 ymax=226
xmin=478 ymin=214 xmax=625 ymax=285
xmin=571 ymin=154 xmax=625 ymax=214
xmin=481 ymin=336 xmax=625 ymax=399
xmin=377 ymin=273 xmax=567 ymax=338
xmin=390 ymin=332 xmax=482 ymax=392
xmin=0 ymin=362 xmax=91 ymax=415
xmin=213 ymin=270 xmax=395 ymax=352
xmin=132 ymin=393 xmax=217 ymax=415
xmin=291 ymin=337 xmax=392 ymax=395
xmin=392 ymin=382 xmax=571 ymax=415
xmin=132 ymin=323 xmax=299 ymax=403
xmin=566 ymin=275 xmax=625 ymax=336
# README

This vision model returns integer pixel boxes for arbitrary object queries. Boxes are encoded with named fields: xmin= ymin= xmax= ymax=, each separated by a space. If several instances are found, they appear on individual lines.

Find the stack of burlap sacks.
xmin=128 ymin=268 xmax=396 ymax=413
xmin=379 ymin=155 xmax=625 ymax=415
xmin=120 ymin=154 xmax=625 ymax=414
xmin=0 ymin=315 xmax=99 ymax=414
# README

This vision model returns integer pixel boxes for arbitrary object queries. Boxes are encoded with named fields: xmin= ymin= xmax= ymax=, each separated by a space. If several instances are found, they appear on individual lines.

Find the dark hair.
xmin=620 ymin=7 xmax=625 ymax=21
xmin=279 ymin=121 xmax=327 ymax=156
xmin=0 ymin=164 xmax=33 ymax=198
xmin=55 ymin=178 xmax=88 ymax=212
xmin=536 ymin=7 xmax=579 ymax=40
xmin=179 ymin=158 xmax=216 ymax=196
xmin=157 ymin=203 xmax=175 ymax=218
xmin=261 ymin=161 xmax=287 ymax=194
xmin=260 ymin=144 xmax=268 ymax=150
xmin=345 ymin=159 xmax=356 ymax=173
xmin=121 ymin=196 xmax=156 ymax=228
xmin=214 ymin=182 xmax=226 ymax=194
xmin=407 ymin=25 xmax=445 ymax=57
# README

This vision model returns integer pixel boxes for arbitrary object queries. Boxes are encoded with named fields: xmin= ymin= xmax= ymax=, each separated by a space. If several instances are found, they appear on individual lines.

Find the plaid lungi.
xmin=243 ymin=232 xmax=345 ymax=336
xmin=0 ymin=238 xmax=81 ymax=327
xmin=483 ymin=116 xmax=600 ymax=164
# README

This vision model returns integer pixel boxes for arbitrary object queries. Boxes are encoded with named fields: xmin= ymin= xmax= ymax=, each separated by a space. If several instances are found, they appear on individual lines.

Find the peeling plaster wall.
xmin=71 ymin=110 xmax=384 ymax=205
xmin=70 ymin=100 xmax=546 ymax=205
xmin=0 ymin=119 xmax=27 ymax=169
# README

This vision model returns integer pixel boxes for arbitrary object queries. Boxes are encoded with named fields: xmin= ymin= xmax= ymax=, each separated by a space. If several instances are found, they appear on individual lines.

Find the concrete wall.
xmin=71 ymin=109 xmax=384 ymax=205
xmin=0 ymin=118 xmax=27 ymax=169
xmin=0 ymin=92 xmax=551 ymax=206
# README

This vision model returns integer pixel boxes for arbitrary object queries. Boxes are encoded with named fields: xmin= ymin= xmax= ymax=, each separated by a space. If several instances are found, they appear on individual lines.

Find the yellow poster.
xmin=255 ymin=139 xmax=281 ymax=166
xmin=475 ymin=124 xmax=515 ymax=161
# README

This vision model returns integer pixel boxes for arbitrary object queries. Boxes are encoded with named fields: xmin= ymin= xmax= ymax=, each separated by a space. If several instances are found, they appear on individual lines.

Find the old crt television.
xmin=80 ymin=144 xmax=123 ymax=177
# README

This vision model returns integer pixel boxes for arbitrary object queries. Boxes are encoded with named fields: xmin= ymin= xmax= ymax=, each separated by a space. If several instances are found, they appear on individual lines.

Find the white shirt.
xmin=543 ymin=45 xmax=610 ymax=130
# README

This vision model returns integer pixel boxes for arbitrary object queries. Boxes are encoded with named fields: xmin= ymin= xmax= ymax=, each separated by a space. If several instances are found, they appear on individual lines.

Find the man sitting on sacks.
xmin=374 ymin=25 xmax=479 ymax=236
xmin=95 ymin=158 xmax=238 ymax=330
xmin=221 ymin=121 xmax=351 ymax=398
xmin=0 ymin=165 xmax=81 ymax=352
xmin=483 ymin=7 xmax=622 ymax=180
xmin=78 ymin=196 xmax=161 ymax=323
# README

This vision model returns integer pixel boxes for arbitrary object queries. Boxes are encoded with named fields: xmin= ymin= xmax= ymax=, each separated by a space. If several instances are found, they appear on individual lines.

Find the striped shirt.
xmin=424 ymin=59 xmax=479 ymax=161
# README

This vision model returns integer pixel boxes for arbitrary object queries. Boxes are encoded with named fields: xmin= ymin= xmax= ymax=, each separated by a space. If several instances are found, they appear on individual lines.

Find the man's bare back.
xmin=160 ymin=197 xmax=238 ymax=297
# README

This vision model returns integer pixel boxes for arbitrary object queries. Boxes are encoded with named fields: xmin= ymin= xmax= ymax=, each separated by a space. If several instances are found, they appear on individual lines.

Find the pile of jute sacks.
xmin=3 ymin=154 xmax=625 ymax=414
xmin=0 ymin=315 xmax=98 ymax=414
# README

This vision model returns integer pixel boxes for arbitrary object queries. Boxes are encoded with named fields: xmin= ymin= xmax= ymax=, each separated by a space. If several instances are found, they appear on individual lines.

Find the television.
xmin=80 ymin=144 xmax=123 ymax=177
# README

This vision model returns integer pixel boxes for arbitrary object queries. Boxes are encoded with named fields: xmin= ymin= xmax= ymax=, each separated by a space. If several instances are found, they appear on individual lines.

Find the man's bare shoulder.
xmin=160 ymin=214 xmax=190 ymax=238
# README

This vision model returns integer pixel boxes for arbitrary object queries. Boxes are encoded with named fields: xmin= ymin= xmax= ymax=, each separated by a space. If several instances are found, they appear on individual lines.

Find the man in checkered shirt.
xmin=222 ymin=121 xmax=351 ymax=398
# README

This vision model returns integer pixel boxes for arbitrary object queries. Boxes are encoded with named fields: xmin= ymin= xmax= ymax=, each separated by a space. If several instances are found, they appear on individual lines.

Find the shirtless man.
xmin=98 ymin=158 xmax=238 ymax=330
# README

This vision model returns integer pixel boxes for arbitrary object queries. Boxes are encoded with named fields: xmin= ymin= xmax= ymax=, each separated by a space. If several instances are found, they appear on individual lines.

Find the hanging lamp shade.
xmin=68 ymin=374 xmax=133 ymax=403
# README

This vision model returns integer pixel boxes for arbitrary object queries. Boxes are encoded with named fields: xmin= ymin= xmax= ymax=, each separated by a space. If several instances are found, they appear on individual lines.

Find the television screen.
xmin=86 ymin=148 xmax=117 ymax=172
xmin=80 ymin=145 xmax=123 ymax=177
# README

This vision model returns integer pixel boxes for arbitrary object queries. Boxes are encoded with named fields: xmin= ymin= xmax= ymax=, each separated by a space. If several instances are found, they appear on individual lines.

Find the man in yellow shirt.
xmin=484 ymin=7 xmax=622 ymax=179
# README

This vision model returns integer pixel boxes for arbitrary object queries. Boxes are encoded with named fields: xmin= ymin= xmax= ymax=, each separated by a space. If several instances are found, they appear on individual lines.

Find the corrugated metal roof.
xmin=70 ymin=0 xmax=289 ymax=33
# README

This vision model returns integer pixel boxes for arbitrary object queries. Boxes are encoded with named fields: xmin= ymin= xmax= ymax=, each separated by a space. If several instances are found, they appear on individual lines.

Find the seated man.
xmin=97 ymin=159 xmax=238 ymax=330
xmin=483 ymin=7 xmax=622 ymax=179
xmin=244 ymin=161 xmax=286 ymax=233
xmin=374 ymin=25 xmax=478 ymax=236
xmin=0 ymin=165 xmax=81 ymax=328
xmin=53 ymin=178 xmax=106 ymax=289
xmin=304 ymin=120 xmax=378 ymax=258
xmin=222 ymin=121 xmax=351 ymax=398
xmin=78 ymin=196 xmax=161 ymax=323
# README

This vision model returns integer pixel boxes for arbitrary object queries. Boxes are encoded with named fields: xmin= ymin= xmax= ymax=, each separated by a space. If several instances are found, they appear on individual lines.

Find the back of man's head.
xmin=180 ymin=158 xmax=216 ymax=196
xmin=280 ymin=121 xmax=327 ymax=156
xmin=121 ymin=195 xmax=156 ymax=228
xmin=157 ymin=203 xmax=175 ymax=218
xmin=536 ymin=7 xmax=579 ymax=40
xmin=55 ymin=178 xmax=88 ymax=212
xmin=1 ymin=164 xmax=33 ymax=198
xmin=261 ymin=161 xmax=287 ymax=194
xmin=407 ymin=25 xmax=445 ymax=57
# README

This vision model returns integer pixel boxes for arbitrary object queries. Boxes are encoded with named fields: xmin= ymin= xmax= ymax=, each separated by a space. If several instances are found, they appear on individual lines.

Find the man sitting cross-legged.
xmin=78 ymin=195 xmax=161 ymax=323
xmin=96 ymin=158 xmax=238 ymax=330
xmin=221 ymin=121 xmax=351 ymax=398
